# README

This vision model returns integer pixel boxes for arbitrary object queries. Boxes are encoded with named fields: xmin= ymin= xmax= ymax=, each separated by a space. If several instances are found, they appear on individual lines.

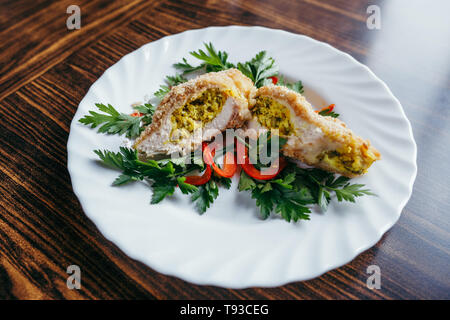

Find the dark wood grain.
xmin=0 ymin=0 xmax=449 ymax=299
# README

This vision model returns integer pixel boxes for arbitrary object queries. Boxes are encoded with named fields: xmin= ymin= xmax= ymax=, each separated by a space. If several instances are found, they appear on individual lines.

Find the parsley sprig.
xmin=79 ymin=103 xmax=155 ymax=138
xmin=174 ymin=42 xmax=235 ymax=75
xmin=155 ymin=43 xmax=235 ymax=98
xmin=132 ymin=103 xmax=156 ymax=125
xmin=189 ymin=42 xmax=235 ymax=72
xmin=277 ymin=76 xmax=304 ymax=94
xmin=292 ymin=167 xmax=375 ymax=212
xmin=191 ymin=175 xmax=231 ymax=214
xmin=154 ymin=74 xmax=188 ymax=99
xmin=155 ymin=43 xmax=293 ymax=100
xmin=93 ymin=147 xmax=196 ymax=190
xmin=173 ymin=58 xmax=205 ymax=74
xmin=239 ymin=162 xmax=375 ymax=222
xmin=236 ymin=133 xmax=375 ymax=222
xmin=239 ymin=168 xmax=314 ymax=222
xmin=94 ymin=147 xmax=227 ymax=212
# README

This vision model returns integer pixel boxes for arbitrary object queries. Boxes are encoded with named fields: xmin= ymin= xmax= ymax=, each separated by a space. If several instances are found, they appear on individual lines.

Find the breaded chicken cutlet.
xmin=246 ymin=85 xmax=381 ymax=177
xmin=134 ymin=68 xmax=254 ymax=159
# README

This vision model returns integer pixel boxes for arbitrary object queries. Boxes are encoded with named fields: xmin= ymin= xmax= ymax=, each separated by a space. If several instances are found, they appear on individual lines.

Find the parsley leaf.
xmin=238 ymin=157 xmax=375 ymax=221
xmin=94 ymin=147 xmax=160 ymax=184
xmin=317 ymin=186 xmax=331 ymax=212
xmin=277 ymin=76 xmax=304 ymax=94
xmin=191 ymin=179 xmax=219 ymax=214
xmin=274 ymin=193 xmax=311 ymax=222
xmin=94 ymin=149 xmax=127 ymax=171
xmin=214 ymin=175 xmax=232 ymax=189
xmin=132 ymin=103 xmax=156 ymax=125
xmin=154 ymin=73 xmax=188 ymax=99
xmin=113 ymin=174 xmax=136 ymax=186
xmin=177 ymin=177 xmax=199 ymax=195
xmin=318 ymin=109 xmax=340 ymax=118
xmin=94 ymin=147 xmax=201 ymax=205
xmin=333 ymin=183 xmax=376 ymax=202
xmin=151 ymin=181 xmax=176 ymax=204
xmin=238 ymin=170 xmax=256 ymax=191
xmin=237 ymin=51 xmax=278 ymax=88
xmin=79 ymin=103 xmax=143 ymax=138
xmin=190 ymin=173 xmax=231 ymax=214
xmin=154 ymin=86 xmax=170 ymax=99
xmin=174 ymin=57 xmax=205 ymax=74
xmin=293 ymin=166 xmax=376 ymax=211
xmin=189 ymin=42 xmax=235 ymax=72
xmin=166 ymin=74 xmax=188 ymax=86
xmin=251 ymin=185 xmax=274 ymax=219
xmin=238 ymin=169 xmax=313 ymax=222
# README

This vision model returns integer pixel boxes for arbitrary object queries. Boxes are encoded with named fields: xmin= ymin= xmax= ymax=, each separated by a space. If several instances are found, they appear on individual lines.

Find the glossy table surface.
xmin=0 ymin=0 xmax=449 ymax=299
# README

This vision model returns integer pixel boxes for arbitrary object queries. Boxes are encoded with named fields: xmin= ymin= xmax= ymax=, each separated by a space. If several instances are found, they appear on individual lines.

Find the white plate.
xmin=67 ymin=26 xmax=417 ymax=288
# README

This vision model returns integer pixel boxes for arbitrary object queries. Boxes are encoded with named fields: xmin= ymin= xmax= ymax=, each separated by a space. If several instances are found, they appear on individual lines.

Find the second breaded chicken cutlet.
xmin=245 ymin=85 xmax=381 ymax=177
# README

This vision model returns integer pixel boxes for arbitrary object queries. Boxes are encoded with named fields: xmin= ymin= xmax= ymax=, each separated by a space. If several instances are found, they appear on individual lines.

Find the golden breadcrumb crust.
xmin=134 ymin=69 xmax=255 ymax=150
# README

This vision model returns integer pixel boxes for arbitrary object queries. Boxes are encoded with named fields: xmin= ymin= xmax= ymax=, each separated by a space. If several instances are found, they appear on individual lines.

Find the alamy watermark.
xmin=66 ymin=5 xmax=81 ymax=30
xmin=366 ymin=5 xmax=381 ymax=30
xmin=66 ymin=265 xmax=81 ymax=289
xmin=366 ymin=265 xmax=381 ymax=289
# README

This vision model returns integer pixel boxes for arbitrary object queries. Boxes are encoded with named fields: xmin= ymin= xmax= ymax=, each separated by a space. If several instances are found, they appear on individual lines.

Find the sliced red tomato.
xmin=183 ymin=142 xmax=212 ymax=185
xmin=212 ymin=151 xmax=237 ymax=178
xmin=203 ymin=142 xmax=237 ymax=178
xmin=130 ymin=112 xmax=143 ymax=117
xmin=241 ymin=156 xmax=287 ymax=180
xmin=315 ymin=104 xmax=335 ymax=114
xmin=236 ymin=141 xmax=287 ymax=180
xmin=270 ymin=76 xmax=278 ymax=85
xmin=184 ymin=164 xmax=212 ymax=185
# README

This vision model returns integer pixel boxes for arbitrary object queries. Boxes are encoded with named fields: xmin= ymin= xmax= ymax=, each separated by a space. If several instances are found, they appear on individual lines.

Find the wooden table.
xmin=0 ymin=0 xmax=449 ymax=300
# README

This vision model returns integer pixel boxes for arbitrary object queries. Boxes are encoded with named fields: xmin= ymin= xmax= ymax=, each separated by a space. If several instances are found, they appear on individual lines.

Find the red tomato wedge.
xmin=183 ymin=142 xmax=212 ymax=185
xmin=237 ymin=141 xmax=287 ymax=180
xmin=270 ymin=76 xmax=278 ymax=85
xmin=203 ymin=142 xmax=237 ymax=178
xmin=184 ymin=164 xmax=212 ymax=185
xmin=315 ymin=104 xmax=335 ymax=114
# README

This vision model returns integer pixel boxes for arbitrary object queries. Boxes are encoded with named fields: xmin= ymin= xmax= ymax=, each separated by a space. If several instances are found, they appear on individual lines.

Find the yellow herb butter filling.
xmin=320 ymin=145 xmax=379 ymax=176
xmin=252 ymin=96 xmax=294 ymax=136
xmin=170 ymin=88 xmax=230 ymax=139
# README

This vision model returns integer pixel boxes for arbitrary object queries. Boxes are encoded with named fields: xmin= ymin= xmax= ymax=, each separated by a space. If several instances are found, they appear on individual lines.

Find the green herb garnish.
xmin=154 ymin=74 xmax=188 ymax=99
xmin=79 ymin=43 xmax=375 ymax=222
xmin=318 ymin=108 xmax=339 ymax=118
xmin=277 ymin=76 xmax=304 ymax=94
xmin=237 ymin=51 xmax=278 ymax=88
xmin=79 ymin=103 xmax=155 ymax=139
